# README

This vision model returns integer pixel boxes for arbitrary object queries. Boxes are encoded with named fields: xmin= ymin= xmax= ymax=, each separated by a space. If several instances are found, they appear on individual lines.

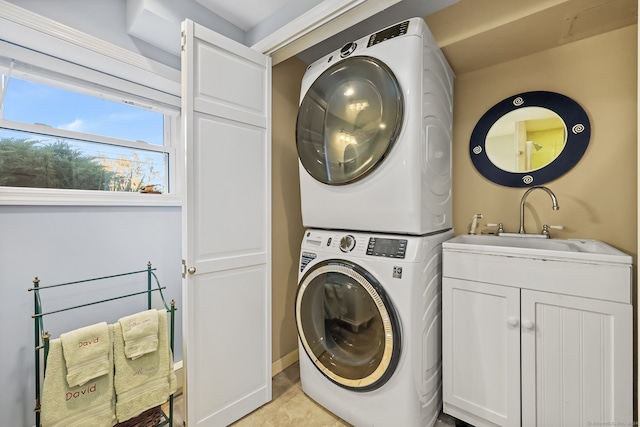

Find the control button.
xmin=327 ymin=238 xmax=332 ymax=246
xmin=340 ymin=42 xmax=357 ymax=58
xmin=339 ymin=235 xmax=356 ymax=252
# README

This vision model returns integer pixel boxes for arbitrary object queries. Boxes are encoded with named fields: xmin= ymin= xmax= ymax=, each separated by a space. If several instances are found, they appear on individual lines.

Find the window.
xmin=0 ymin=41 xmax=180 ymax=206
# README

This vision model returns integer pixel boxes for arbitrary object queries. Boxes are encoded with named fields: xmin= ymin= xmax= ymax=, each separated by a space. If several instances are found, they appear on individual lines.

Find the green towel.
xmin=60 ymin=321 xmax=111 ymax=387
xmin=41 ymin=330 xmax=116 ymax=427
xmin=118 ymin=309 xmax=159 ymax=360
xmin=114 ymin=310 xmax=177 ymax=422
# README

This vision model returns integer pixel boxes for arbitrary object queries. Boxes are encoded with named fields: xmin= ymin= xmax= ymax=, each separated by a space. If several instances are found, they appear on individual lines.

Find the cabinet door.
xmin=521 ymin=290 xmax=632 ymax=427
xmin=443 ymin=278 xmax=521 ymax=427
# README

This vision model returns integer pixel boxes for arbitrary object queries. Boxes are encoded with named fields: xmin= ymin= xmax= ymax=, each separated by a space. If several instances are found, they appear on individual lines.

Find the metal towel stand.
xmin=29 ymin=262 xmax=176 ymax=427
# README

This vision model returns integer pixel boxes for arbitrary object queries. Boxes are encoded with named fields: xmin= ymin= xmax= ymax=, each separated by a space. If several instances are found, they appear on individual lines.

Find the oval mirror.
xmin=470 ymin=91 xmax=590 ymax=187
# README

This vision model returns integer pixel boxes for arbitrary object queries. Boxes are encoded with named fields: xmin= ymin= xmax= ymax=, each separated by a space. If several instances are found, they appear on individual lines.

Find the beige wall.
xmin=271 ymin=56 xmax=308 ymax=364
xmin=452 ymin=25 xmax=638 ymax=262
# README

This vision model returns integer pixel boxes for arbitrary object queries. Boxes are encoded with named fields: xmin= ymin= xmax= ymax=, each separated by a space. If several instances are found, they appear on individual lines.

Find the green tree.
xmin=0 ymin=137 xmax=114 ymax=190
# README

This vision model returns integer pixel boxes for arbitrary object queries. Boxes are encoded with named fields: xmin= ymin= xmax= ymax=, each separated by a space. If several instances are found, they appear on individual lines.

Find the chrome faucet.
xmin=519 ymin=186 xmax=559 ymax=234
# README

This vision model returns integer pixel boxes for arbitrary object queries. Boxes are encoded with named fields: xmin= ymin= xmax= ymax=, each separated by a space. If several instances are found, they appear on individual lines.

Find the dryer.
xmin=296 ymin=18 xmax=454 ymax=235
xmin=295 ymin=228 xmax=453 ymax=426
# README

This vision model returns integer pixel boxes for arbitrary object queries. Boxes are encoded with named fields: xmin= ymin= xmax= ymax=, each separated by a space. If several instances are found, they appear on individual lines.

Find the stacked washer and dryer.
xmin=294 ymin=18 xmax=454 ymax=427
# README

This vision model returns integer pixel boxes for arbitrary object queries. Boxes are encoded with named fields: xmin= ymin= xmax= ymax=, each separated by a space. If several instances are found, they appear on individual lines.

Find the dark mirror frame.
xmin=470 ymin=91 xmax=590 ymax=187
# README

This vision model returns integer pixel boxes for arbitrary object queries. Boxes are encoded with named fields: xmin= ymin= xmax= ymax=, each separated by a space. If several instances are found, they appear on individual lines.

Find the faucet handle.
xmin=468 ymin=213 xmax=483 ymax=235
xmin=486 ymin=223 xmax=505 ymax=234
xmin=542 ymin=224 xmax=564 ymax=237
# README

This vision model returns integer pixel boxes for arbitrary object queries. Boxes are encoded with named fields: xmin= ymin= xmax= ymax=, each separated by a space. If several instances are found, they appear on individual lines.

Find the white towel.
xmin=118 ymin=309 xmax=159 ymax=360
xmin=41 ymin=331 xmax=116 ymax=427
xmin=114 ymin=310 xmax=177 ymax=422
xmin=60 ymin=321 xmax=111 ymax=387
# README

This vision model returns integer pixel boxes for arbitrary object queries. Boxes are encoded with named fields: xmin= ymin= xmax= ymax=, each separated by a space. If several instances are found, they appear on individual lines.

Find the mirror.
xmin=470 ymin=91 xmax=590 ymax=187
xmin=486 ymin=107 xmax=565 ymax=173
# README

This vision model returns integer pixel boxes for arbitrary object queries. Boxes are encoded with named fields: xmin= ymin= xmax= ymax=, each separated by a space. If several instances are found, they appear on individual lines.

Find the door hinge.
xmin=181 ymin=31 xmax=186 ymax=52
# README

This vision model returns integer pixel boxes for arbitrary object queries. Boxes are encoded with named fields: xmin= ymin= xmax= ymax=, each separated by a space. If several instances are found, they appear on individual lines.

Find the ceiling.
xmin=127 ymin=0 xmax=637 ymax=74
xmin=425 ymin=0 xmax=638 ymax=74
xmin=126 ymin=0 xmax=458 ymax=61
xmin=194 ymin=0 xmax=316 ymax=31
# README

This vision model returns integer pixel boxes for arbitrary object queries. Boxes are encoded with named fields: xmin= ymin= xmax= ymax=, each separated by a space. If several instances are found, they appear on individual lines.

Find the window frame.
xmin=0 ymin=118 xmax=179 ymax=206
xmin=0 ymin=2 xmax=182 ymax=206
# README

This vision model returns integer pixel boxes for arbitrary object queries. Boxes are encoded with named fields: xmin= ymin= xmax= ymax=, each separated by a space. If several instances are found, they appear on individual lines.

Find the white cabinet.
xmin=520 ymin=290 xmax=632 ymax=427
xmin=442 ymin=240 xmax=632 ymax=427
xmin=443 ymin=279 xmax=521 ymax=427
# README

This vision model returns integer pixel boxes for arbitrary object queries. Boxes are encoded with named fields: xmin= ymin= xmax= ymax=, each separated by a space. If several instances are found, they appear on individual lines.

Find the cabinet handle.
xmin=507 ymin=317 xmax=519 ymax=327
xmin=522 ymin=319 xmax=534 ymax=329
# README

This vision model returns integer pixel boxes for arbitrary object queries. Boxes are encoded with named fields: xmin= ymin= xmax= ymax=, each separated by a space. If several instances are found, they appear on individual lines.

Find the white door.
xmin=181 ymin=19 xmax=272 ymax=427
xmin=442 ymin=278 xmax=521 ymax=427
xmin=520 ymin=290 xmax=632 ymax=427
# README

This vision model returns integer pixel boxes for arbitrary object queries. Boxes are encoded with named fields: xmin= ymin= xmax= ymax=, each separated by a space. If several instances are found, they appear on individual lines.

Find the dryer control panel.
xmin=367 ymin=20 xmax=409 ymax=47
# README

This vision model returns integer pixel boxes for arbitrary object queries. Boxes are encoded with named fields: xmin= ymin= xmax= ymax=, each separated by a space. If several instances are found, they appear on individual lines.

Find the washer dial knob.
xmin=339 ymin=235 xmax=356 ymax=252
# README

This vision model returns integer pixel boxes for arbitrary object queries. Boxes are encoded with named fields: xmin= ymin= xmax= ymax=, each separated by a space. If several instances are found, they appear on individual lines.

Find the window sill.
xmin=0 ymin=187 xmax=183 ymax=207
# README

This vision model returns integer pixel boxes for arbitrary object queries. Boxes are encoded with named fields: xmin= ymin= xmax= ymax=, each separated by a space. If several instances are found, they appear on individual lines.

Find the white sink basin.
xmin=443 ymin=234 xmax=632 ymax=303
xmin=443 ymin=234 xmax=631 ymax=265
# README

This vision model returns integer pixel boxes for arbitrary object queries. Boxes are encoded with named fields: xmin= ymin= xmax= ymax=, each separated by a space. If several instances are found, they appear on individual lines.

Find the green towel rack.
xmin=29 ymin=262 xmax=176 ymax=427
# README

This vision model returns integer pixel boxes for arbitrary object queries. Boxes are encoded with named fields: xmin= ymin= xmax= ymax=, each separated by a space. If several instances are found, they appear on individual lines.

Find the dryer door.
xmin=296 ymin=56 xmax=404 ymax=185
xmin=295 ymin=259 xmax=401 ymax=391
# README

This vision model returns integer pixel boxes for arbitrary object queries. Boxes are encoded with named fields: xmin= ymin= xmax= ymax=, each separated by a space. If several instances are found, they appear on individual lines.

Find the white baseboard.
xmin=272 ymin=349 xmax=299 ymax=377
xmin=173 ymin=360 xmax=183 ymax=395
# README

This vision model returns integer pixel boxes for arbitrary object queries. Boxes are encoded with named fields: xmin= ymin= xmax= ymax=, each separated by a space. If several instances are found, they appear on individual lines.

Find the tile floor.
xmin=164 ymin=362 xmax=457 ymax=426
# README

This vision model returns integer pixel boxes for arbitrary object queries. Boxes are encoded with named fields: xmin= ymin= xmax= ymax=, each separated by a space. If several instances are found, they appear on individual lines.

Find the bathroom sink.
xmin=443 ymin=234 xmax=631 ymax=265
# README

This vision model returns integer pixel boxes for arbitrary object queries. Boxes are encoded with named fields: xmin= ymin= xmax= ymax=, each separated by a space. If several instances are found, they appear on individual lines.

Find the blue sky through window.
xmin=3 ymin=77 xmax=163 ymax=145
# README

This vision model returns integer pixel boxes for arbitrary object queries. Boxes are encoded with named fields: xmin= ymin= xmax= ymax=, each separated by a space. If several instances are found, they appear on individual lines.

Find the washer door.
xmin=295 ymin=260 xmax=401 ymax=391
xmin=296 ymin=56 xmax=404 ymax=185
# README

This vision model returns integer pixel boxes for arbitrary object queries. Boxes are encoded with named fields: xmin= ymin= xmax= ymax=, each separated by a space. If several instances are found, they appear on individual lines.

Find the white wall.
xmin=5 ymin=0 xmax=182 ymax=69
xmin=0 ymin=205 xmax=182 ymax=427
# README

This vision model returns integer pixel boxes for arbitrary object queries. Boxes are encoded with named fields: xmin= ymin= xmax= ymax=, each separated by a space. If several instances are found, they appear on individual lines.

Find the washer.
xmin=295 ymin=228 xmax=453 ymax=426
xmin=296 ymin=18 xmax=454 ymax=235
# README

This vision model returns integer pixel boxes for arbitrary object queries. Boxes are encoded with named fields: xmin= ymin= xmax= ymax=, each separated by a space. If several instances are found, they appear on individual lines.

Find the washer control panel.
xmin=301 ymin=229 xmax=419 ymax=263
xmin=367 ymin=237 xmax=407 ymax=259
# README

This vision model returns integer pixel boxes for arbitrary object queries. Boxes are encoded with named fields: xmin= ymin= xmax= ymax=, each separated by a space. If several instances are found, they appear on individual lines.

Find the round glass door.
xmin=296 ymin=56 xmax=404 ymax=185
xmin=295 ymin=260 xmax=401 ymax=391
